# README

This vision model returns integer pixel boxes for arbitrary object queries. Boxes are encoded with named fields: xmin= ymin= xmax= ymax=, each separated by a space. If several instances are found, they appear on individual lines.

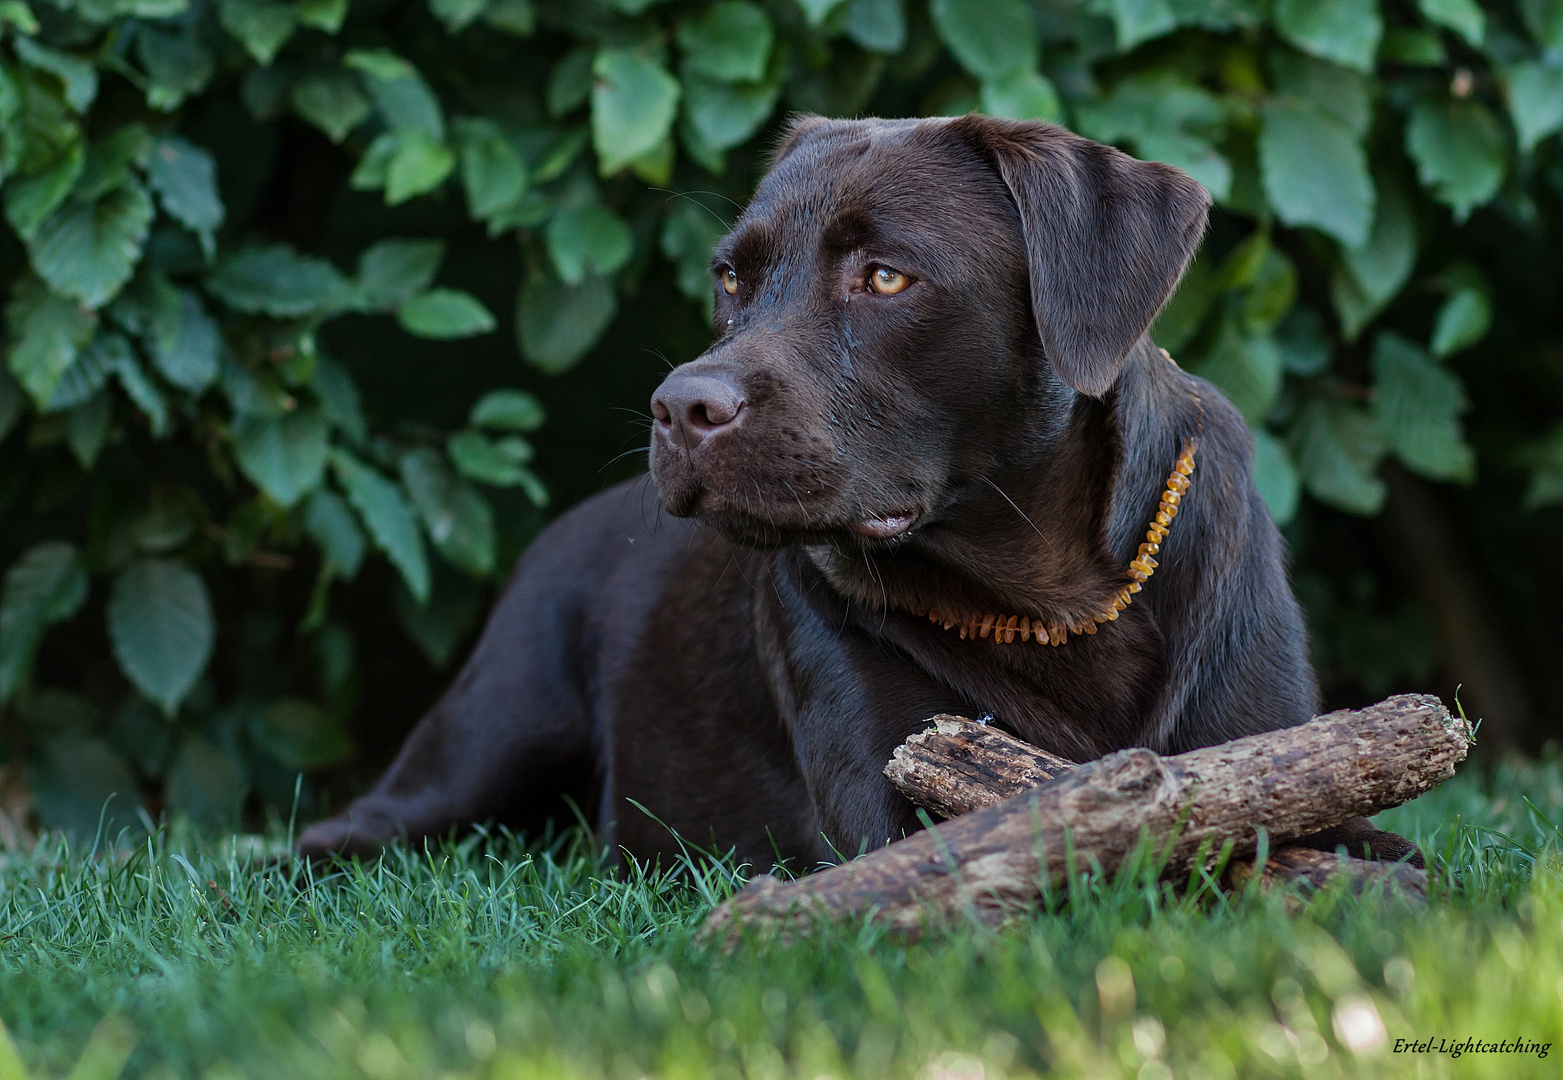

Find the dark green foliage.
xmin=0 ymin=0 xmax=1561 ymax=835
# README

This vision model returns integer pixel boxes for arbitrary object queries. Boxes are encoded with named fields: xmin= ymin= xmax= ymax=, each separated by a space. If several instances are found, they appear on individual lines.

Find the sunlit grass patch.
xmin=1 ymin=755 xmax=1560 ymax=1079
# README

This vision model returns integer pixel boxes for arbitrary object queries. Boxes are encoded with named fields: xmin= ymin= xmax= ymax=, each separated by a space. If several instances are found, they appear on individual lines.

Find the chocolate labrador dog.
xmin=299 ymin=115 xmax=1418 ymax=869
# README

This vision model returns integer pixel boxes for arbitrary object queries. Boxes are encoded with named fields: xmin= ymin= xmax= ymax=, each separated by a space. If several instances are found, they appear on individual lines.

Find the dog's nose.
xmin=651 ymin=373 xmax=745 ymax=450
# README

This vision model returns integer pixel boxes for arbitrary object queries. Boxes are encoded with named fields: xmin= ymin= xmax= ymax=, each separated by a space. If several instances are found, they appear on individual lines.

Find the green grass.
xmin=2 ymin=755 xmax=1562 ymax=1080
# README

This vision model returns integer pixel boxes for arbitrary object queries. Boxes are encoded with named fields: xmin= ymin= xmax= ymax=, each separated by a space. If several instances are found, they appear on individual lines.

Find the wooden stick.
xmin=701 ymin=694 xmax=1464 ymax=944
xmin=884 ymin=715 xmax=1428 ymax=901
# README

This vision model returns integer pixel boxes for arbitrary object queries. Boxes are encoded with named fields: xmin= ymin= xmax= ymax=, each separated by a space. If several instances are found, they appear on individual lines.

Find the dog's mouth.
xmin=682 ymin=489 xmax=924 ymax=548
xmin=849 ymin=512 xmax=920 ymax=540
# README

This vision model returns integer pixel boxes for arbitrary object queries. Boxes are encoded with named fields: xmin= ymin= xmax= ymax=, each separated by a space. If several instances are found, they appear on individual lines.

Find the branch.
xmin=702 ymin=694 xmax=1464 ymax=944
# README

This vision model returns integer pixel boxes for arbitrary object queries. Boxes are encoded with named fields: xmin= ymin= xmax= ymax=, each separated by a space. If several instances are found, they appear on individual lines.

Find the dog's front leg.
xmin=760 ymin=557 xmax=968 ymax=862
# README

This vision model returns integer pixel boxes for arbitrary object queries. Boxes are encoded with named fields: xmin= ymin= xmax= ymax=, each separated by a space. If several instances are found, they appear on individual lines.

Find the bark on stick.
xmin=701 ymin=694 xmax=1464 ymax=944
xmin=883 ymin=713 xmax=1429 ymax=902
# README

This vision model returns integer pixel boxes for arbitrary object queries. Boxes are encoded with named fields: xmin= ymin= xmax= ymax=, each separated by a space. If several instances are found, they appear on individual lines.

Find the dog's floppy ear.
xmin=950 ymin=115 xmax=1210 ymax=397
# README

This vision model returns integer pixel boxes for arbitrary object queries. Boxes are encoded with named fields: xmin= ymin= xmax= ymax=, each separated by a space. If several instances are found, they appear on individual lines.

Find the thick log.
xmin=883 ymin=714 xmax=1429 ymax=900
xmin=702 ymin=694 xmax=1464 ymax=944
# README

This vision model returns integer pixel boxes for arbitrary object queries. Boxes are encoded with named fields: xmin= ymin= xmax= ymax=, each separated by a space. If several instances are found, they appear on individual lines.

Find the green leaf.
xmin=28 ymin=736 xmax=142 ymax=840
xmin=1331 ymin=173 xmax=1416 ymax=340
xmin=1288 ymin=396 xmax=1385 ymax=515
xmin=1240 ymin=248 xmax=1297 ymax=336
xmin=591 ymin=49 xmax=681 ymax=176
xmin=385 ymin=131 xmax=456 ymax=205
xmin=677 ymin=1 xmax=773 ymax=84
xmin=1273 ymin=0 xmax=1382 ymax=73
xmin=980 ymin=71 xmax=1062 ymax=122
xmin=343 ymin=47 xmax=419 ymax=83
xmin=929 ymin=0 xmax=1036 ymax=81
xmin=165 ymin=736 xmax=246 ymax=826
xmin=1269 ymin=52 xmax=1372 ymax=139
xmin=146 ymin=137 xmax=223 ymax=258
xmin=548 ymin=47 xmax=595 ymax=117
xmin=1416 ymin=0 xmax=1483 ymax=46
xmin=796 ymin=0 xmax=847 ymax=24
xmin=137 ymin=25 xmax=214 ymax=111
xmin=107 ymin=558 xmax=215 ymax=715
xmin=356 ymin=239 xmax=444 ymax=311
xmin=397 ymin=289 xmax=496 ymax=339
xmin=304 ymin=487 xmax=366 ymax=578
xmin=516 ymin=271 xmax=617 ymax=374
xmin=1252 ymin=428 xmax=1300 ymax=525
xmin=1520 ymin=423 xmax=1563 ymax=509
xmin=683 ymin=76 xmax=781 ymax=152
xmin=547 ymin=202 xmax=633 ymax=286
xmin=845 ymin=0 xmax=906 ymax=53
xmin=1371 ymin=331 xmax=1474 ymax=482
xmin=400 ymin=447 xmax=496 ymax=577
xmin=1259 ymin=99 xmax=1373 ymax=247
xmin=111 ymin=340 xmax=170 ymax=437
xmin=661 ymin=197 xmax=729 ymax=304
xmin=291 ymin=72 xmax=371 ymax=144
xmin=0 ymin=541 xmax=88 ymax=702
xmin=7 ymin=280 xmax=96 ymax=408
xmin=46 ymin=329 xmax=114 ymax=411
xmin=14 ymin=37 xmax=97 ymax=113
xmin=447 ymin=429 xmax=534 ymax=486
xmin=67 ymin=391 xmax=112 ymax=467
xmin=1152 ymin=255 xmax=1215 ymax=355
xmin=429 ymin=0 xmax=487 ymax=31
xmin=331 ymin=450 xmax=430 ymax=603
xmin=1405 ymin=98 xmax=1506 ymax=221
xmin=455 ymin=119 xmax=527 ymax=219
xmin=1380 ymin=28 xmax=1446 ymax=66
xmin=217 ymin=0 xmax=296 ymax=64
xmin=30 ymin=180 xmax=154 ymax=309
xmin=1277 ymin=305 xmax=1333 ymax=376
xmin=5 ymin=145 xmax=85 ymax=242
xmin=349 ymin=51 xmax=445 ymax=139
xmin=1505 ymin=62 xmax=1563 ymax=153
xmin=297 ymin=0 xmax=348 ymax=32
xmin=311 ymin=356 xmax=367 ymax=444
xmin=76 ymin=125 xmax=153 ymax=200
xmin=251 ymin=697 xmax=353 ymax=769
xmin=0 ymin=1 xmax=39 ymax=33
xmin=1073 ymin=74 xmax=1231 ymax=199
xmin=350 ymin=132 xmax=399 ymax=191
xmin=482 ymin=0 xmax=533 ymax=35
xmin=1430 ymin=285 xmax=1491 ymax=359
xmin=207 ymin=246 xmax=354 ymax=318
xmin=470 ymin=389 xmax=544 ymax=432
xmin=1521 ymin=0 xmax=1563 ymax=52
xmin=233 ymin=407 xmax=330 ymax=507
xmin=1107 ymin=0 xmax=1176 ymax=50
xmin=1192 ymin=310 xmax=1283 ymax=427
xmin=149 ymin=287 xmax=220 ymax=393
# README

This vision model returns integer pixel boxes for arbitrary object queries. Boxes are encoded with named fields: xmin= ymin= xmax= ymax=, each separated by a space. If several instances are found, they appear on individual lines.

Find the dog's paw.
xmin=296 ymin=806 xmax=404 ymax=861
xmin=1292 ymin=816 xmax=1424 ymax=869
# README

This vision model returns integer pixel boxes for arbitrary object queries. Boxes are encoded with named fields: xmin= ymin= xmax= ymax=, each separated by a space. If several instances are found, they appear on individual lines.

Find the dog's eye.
xmin=869 ymin=266 xmax=910 ymax=296
xmin=721 ymin=268 xmax=739 ymax=296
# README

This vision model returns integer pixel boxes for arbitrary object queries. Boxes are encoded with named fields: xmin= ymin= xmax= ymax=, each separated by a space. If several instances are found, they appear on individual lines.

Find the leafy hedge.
xmin=0 ymin=0 xmax=1559 ymax=836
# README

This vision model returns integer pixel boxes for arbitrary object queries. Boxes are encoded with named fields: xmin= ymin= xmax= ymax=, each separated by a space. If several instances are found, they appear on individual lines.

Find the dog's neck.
xmin=804 ymin=338 xmax=1202 ymax=636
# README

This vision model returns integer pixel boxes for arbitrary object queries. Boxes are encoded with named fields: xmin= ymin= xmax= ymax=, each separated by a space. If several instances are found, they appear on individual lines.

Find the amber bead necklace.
xmin=918 ymin=350 xmax=1203 ymax=648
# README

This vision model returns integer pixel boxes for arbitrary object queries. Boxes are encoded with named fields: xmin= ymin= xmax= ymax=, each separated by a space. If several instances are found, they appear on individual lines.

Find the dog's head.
xmin=649 ymin=115 xmax=1209 ymax=550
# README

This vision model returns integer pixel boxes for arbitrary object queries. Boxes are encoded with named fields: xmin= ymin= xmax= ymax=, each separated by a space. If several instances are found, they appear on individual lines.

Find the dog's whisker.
xmin=982 ymin=477 xmax=1052 ymax=550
